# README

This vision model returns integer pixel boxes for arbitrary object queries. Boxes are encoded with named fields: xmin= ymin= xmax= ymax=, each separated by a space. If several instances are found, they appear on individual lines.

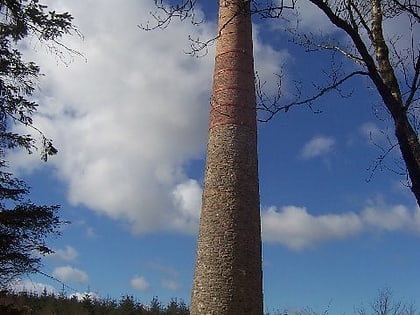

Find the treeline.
xmin=1 ymin=287 xmax=417 ymax=315
xmin=0 ymin=290 xmax=189 ymax=315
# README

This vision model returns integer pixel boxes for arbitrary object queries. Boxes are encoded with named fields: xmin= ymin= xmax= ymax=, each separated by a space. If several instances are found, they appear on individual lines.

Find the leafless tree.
xmin=356 ymin=288 xmax=418 ymax=315
xmin=282 ymin=288 xmax=418 ymax=315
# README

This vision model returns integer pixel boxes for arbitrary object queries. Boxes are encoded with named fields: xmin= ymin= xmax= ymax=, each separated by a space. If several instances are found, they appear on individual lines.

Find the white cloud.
xmin=359 ymin=122 xmax=389 ymax=144
xmin=9 ymin=0 xmax=286 ymax=236
xmin=271 ymin=0 xmax=337 ymax=34
xmin=253 ymin=23 xmax=293 ymax=121
xmin=69 ymin=292 xmax=99 ymax=301
xmin=253 ymin=23 xmax=292 ymax=92
xmin=51 ymin=245 xmax=79 ymax=262
xmin=293 ymin=0 xmax=337 ymax=33
xmin=10 ymin=0 xmax=211 ymax=234
xmin=130 ymin=276 xmax=150 ymax=291
xmin=7 ymin=279 xmax=56 ymax=295
xmin=146 ymin=262 xmax=180 ymax=278
xmin=361 ymin=202 xmax=420 ymax=232
xmin=161 ymin=279 xmax=180 ymax=291
xmin=262 ymin=202 xmax=420 ymax=250
xmin=262 ymin=206 xmax=362 ymax=250
xmin=300 ymin=135 xmax=335 ymax=159
xmin=171 ymin=179 xmax=202 ymax=234
xmin=52 ymin=266 xmax=88 ymax=284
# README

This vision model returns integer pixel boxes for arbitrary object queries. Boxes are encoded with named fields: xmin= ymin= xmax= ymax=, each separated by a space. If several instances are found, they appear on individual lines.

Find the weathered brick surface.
xmin=190 ymin=0 xmax=263 ymax=314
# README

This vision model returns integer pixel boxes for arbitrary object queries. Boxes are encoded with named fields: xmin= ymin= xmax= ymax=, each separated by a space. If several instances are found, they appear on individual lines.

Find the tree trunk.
xmin=394 ymin=112 xmax=420 ymax=206
xmin=370 ymin=0 xmax=420 ymax=206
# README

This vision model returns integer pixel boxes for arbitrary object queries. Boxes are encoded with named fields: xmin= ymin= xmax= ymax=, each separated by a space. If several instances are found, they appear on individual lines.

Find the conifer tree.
xmin=0 ymin=0 xmax=78 ymax=287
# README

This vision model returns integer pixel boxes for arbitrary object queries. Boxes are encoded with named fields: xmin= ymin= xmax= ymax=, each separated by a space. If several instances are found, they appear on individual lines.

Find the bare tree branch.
xmin=405 ymin=54 xmax=420 ymax=108
xmin=392 ymin=0 xmax=420 ymax=21
xmin=139 ymin=0 xmax=200 ymax=31
xmin=257 ymin=70 xmax=369 ymax=122
xmin=250 ymin=0 xmax=296 ymax=19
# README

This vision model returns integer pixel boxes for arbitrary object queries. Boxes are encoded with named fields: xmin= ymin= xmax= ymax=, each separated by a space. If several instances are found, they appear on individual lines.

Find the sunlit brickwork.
xmin=190 ymin=0 xmax=263 ymax=314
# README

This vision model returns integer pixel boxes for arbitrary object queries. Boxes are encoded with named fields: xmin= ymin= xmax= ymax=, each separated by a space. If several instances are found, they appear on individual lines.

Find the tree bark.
xmin=370 ymin=0 xmax=420 ymax=206
xmin=394 ymin=114 xmax=420 ymax=206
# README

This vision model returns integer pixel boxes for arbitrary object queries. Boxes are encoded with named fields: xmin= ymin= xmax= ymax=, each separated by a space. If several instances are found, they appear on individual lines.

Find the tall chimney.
xmin=190 ymin=0 xmax=263 ymax=314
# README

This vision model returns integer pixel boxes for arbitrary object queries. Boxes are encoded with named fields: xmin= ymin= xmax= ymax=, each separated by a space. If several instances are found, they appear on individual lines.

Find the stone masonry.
xmin=190 ymin=0 xmax=263 ymax=314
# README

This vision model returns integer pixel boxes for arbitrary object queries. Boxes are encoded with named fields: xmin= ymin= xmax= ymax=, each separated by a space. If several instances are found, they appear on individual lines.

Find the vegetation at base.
xmin=0 ymin=287 xmax=417 ymax=315
xmin=264 ymin=288 xmax=418 ymax=315
xmin=0 ymin=289 xmax=189 ymax=315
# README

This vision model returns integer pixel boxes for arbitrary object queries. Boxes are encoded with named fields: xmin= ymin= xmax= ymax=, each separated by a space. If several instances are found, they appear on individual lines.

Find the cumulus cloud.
xmin=10 ymin=0 xmax=286 ymax=236
xmin=300 ymin=135 xmax=335 ymax=159
xmin=171 ymin=179 xmax=203 ymax=233
xmin=10 ymin=0 xmax=212 ymax=234
xmin=293 ymin=1 xmax=338 ymax=33
xmin=262 ymin=206 xmax=362 ymax=250
xmin=51 ymin=245 xmax=79 ymax=262
xmin=52 ymin=266 xmax=89 ymax=284
xmin=130 ymin=276 xmax=150 ymax=291
xmin=262 ymin=202 xmax=420 ymax=250
xmin=361 ymin=202 xmax=420 ymax=232
xmin=161 ymin=279 xmax=180 ymax=291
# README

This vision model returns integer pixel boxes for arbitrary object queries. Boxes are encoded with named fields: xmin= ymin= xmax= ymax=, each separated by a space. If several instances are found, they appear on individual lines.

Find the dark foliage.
xmin=0 ymin=0 xmax=78 ymax=159
xmin=0 ymin=287 xmax=417 ymax=315
xmin=0 ymin=290 xmax=190 ymax=315
xmin=0 ymin=188 xmax=61 ymax=286
xmin=0 ymin=0 xmax=78 ymax=288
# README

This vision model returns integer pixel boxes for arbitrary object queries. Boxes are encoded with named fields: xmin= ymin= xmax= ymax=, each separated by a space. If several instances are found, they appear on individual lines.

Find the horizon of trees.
xmin=0 ymin=287 xmax=417 ymax=315
xmin=1 ymin=289 xmax=189 ymax=315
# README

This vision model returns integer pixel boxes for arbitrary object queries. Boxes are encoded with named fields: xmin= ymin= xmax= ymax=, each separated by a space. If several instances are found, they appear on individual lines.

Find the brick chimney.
xmin=190 ymin=0 xmax=263 ymax=314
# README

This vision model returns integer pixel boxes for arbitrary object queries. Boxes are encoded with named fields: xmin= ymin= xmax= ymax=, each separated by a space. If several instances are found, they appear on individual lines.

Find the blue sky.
xmin=8 ymin=1 xmax=420 ymax=314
